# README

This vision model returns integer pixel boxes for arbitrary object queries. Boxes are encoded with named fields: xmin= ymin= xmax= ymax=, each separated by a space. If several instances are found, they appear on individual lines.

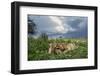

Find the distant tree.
xmin=39 ymin=33 xmax=48 ymax=40
xmin=28 ymin=17 xmax=37 ymax=34
xmin=59 ymin=36 xmax=62 ymax=38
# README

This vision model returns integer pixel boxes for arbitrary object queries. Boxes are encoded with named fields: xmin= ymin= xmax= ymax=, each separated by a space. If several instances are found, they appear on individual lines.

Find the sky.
xmin=28 ymin=15 xmax=88 ymax=38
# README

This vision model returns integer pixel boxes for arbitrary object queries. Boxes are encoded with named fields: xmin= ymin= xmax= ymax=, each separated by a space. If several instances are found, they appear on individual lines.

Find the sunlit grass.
xmin=28 ymin=37 xmax=88 ymax=61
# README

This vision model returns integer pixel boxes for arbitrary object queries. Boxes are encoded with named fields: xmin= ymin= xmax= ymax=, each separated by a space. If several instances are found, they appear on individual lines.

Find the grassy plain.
xmin=28 ymin=37 xmax=88 ymax=61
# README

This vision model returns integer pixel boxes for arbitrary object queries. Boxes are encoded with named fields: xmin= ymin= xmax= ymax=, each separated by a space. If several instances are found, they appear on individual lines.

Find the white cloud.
xmin=49 ymin=16 xmax=78 ymax=33
xmin=49 ymin=16 xmax=68 ymax=33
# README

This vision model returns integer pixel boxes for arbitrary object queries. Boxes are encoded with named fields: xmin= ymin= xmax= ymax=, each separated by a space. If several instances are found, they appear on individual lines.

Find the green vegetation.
xmin=28 ymin=37 xmax=88 ymax=61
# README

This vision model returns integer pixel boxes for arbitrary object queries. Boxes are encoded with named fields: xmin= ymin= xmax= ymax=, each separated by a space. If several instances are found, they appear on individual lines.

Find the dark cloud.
xmin=28 ymin=15 xmax=88 ymax=38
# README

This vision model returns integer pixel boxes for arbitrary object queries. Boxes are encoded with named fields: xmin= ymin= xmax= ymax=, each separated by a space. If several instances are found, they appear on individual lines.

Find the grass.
xmin=28 ymin=37 xmax=88 ymax=61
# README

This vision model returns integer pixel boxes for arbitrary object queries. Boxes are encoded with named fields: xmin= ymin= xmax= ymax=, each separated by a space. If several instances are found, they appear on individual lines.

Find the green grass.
xmin=28 ymin=37 xmax=88 ymax=61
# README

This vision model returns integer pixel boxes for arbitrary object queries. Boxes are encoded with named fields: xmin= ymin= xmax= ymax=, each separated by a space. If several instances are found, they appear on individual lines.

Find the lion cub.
xmin=48 ymin=43 xmax=78 ymax=54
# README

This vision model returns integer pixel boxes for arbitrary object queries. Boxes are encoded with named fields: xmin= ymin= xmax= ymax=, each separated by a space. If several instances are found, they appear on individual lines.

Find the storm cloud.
xmin=28 ymin=15 xmax=88 ymax=38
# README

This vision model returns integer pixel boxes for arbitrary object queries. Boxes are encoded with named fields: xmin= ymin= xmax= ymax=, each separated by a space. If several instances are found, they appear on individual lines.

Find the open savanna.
xmin=28 ymin=37 xmax=88 ymax=61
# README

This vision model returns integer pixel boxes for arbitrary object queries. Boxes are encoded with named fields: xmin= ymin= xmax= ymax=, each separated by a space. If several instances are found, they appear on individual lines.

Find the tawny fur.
xmin=48 ymin=43 xmax=78 ymax=54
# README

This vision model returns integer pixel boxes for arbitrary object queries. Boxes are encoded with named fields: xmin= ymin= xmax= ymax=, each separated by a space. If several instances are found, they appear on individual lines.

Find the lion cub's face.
xmin=48 ymin=43 xmax=77 ymax=54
